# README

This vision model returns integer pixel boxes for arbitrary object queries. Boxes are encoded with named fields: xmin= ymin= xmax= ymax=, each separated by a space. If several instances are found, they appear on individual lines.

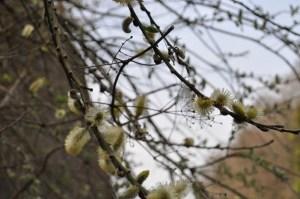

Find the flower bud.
xmin=67 ymin=91 xmax=81 ymax=115
xmin=29 ymin=77 xmax=47 ymax=94
xmin=144 ymin=25 xmax=159 ymax=33
xmin=174 ymin=47 xmax=185 ymax=59
xmin=135 ymin=95 xmax=147 ymax=118
xmin=136 ymin=170 xmax=150 ymax=184
xmin=85 ymin=106 xmax=106 ymax=125
xmin=231 ymin=101 xmax=246 ymax=118
xmin=183 ymin=137 xmax=194 ymax=147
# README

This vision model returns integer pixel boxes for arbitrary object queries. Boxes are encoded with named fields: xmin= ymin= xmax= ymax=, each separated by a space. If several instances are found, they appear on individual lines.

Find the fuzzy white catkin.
xmin=103 ymin=127 xmax=125 ymax=153
xmin=169 ymin=180 xmax=189 ymax=198
xmin=97 ymin=148 xmax=117 ymax=174
xmin=65 ymin=126 xmax=90 ymax=156
xmin=97 ymin=127 xmax=125 ymax=175
xmin=147 ymin=180 xmax=189 ymax=199
xmin=147 ymin=186 xmax=172 ymax=199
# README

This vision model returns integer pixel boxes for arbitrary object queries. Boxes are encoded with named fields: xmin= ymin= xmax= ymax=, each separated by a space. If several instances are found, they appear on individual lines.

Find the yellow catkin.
xmin=147 ymin=187 xmax=171 ymax=199
xmin=65 ymin=126 xmax=90 ymax=156
xmin=147 ymin=180 xmax=189 ymax=199
xmin=103 ymin=127 xmax=125 ymax=151
xmin=246 ymin=106 xmax=258 ymax=120
xmin=231 ymin=101 xmax=246 ymax=117
xmin=211 ymin=89 xmax=231 ymax=106
xmin=193 ymin=97 xmax=214 ymax=116
xmin=97 ymin=148 xmax=116 ymax=174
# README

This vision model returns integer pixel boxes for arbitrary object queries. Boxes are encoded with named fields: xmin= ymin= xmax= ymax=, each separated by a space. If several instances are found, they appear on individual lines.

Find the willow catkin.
xmin=65 ymin=126 xmax=90 ymax=156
